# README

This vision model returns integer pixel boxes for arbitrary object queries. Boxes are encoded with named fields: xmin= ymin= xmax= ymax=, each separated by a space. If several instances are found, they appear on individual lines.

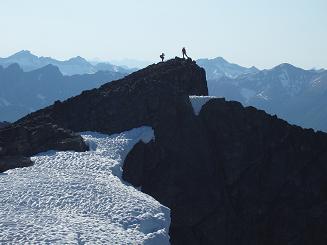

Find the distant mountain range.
xmin=0 ymin=50 xmax=133 ymax=75
xmin=1 ymin=51 xmax=326 ymax=131
xmin=2 ymin=58 xmax=327 ymax=244
xmin=196 ymin=57 xmax=259 ymax=79
xmin=109 ymin=58 xmax=152 ymax=69
xmin=0 ymin=63 xmax=125 ymax=122
xmin=206 ymin=62 xmax=327 ymax=132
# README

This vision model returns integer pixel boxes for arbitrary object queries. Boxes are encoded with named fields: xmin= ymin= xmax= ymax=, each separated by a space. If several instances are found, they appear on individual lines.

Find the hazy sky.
xmin=0 ymin=0 xmax=326 ymax=69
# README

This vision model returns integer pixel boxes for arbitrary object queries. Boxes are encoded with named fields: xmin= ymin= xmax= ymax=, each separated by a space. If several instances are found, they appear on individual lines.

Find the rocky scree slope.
xmin=1 ymin=58 xmax=327 ymax=244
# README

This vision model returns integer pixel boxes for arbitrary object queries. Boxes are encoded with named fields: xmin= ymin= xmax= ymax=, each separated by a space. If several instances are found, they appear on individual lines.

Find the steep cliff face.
xmin=1 ymin=58 xmax=327 ymax=244
xmin=15 ymin=57 xmax=207 ymax=132
xmin=124 ymin=97 xmax=327 ymax=244
xmin=0 ymin=58 xmax=206 ymax=169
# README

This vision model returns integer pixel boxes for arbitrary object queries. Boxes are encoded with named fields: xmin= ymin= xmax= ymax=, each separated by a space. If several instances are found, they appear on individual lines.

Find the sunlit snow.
xmin=0 ymin=126 xmax=170 ymax=244
xmin=189 ymin=95 xmax=216 ymax=116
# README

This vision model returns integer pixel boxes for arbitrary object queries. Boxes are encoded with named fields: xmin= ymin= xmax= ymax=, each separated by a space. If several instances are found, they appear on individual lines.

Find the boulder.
xmin=0 ymin=156 xmax=33 ymax=173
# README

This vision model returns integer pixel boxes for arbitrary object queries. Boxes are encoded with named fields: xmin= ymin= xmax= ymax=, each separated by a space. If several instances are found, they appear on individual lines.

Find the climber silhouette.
xmin=182 ymin=47 xmax=189 ymax=59
xmin=160 ymin=53 xmax=165 ymax=62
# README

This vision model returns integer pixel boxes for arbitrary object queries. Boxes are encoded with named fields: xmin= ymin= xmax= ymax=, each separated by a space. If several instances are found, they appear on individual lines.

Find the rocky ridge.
xmin=1 ymin=57 xmax=327 ymax=244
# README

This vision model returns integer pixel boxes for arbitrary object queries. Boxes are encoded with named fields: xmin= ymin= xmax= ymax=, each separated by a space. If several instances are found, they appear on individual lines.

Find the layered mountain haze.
xmin=204 ymin=60 xmax=327 ymax=132
xmin=1 ymin=50 xmax=326 ymax=132
xmin=0 ymin=50 xmax=132 ymax=75
xmin=196 ymin=57 xmax=259 ymax=79
xmin=0 ymin=63 xmax=126 ymax=122
xmin=1 ymin=58 xmax=327 ymax=244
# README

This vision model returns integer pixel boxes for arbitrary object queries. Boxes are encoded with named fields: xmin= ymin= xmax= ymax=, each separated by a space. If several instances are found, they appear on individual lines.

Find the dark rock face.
xmin=0 ymin=121 xmax=88 ymax=172
xmin=15 ymin=57 xmax=207 ymax=134
xmin=1 ymin=57 xmax=327 ymax=244
xmin=0 ymin=156 xmax=33 ymax=173
xmin=0 ymin=121 xmax=10 ymax=128
xmin=123 ymin=97 xmax=327 ymax=245
xmin=0 ymin=123 xmax=88 ymax=157
xmin=0 ymin=58 xmax=206 ymax=171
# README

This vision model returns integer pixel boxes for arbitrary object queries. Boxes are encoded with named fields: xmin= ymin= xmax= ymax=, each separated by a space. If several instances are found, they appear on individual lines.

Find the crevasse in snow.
xmin=189 ymin=95 xmax=216 ymax=116
xmin=0 ymin=126 xmax=170 ymax=244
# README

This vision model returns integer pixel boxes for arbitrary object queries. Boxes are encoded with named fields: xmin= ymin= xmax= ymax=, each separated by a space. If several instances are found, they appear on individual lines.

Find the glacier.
xmin=0 ymin=127 xmax=170 ymax=244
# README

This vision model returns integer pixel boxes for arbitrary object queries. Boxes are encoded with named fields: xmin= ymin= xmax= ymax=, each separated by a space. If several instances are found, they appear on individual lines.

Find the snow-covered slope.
xmin=0 ymin=127 xmax=170 ymax=244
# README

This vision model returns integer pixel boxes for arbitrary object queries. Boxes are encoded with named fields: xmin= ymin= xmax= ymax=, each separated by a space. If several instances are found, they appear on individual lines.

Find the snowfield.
xmin=0 ymin=127 xmax=170 ymax=244
xmin=189 ymin=95 xmax=216 ymax=115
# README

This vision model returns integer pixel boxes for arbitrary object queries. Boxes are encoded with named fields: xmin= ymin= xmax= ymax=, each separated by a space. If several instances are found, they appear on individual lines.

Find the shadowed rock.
xmin=0 ymin=156 xmax=33 ymax=172
xmin=0 ymin=58 xmax=206 ymax=171
xmin=0 ymin=121 xmax=10 ymax=128
xmin=123 ymin=97 xmax=327 ymax=244
xmin=1 ymin=57 xmax=327 ymax=244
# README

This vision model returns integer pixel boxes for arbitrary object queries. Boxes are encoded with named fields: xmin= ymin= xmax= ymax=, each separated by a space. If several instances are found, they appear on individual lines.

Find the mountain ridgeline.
xmin=0 ymin=50 xmax=132 ymax=75
xmin=0 ymin=63 xmax=126 ymax=122
xmin=1 ymin=58 xmax=327 ymax=244
xmin=2 ymin=51 xmax=327 ymax=133
xmin=204 ymin=60 xmax=327 ymax=132
xmin=197 ymin=57 xmax=259 ymax=79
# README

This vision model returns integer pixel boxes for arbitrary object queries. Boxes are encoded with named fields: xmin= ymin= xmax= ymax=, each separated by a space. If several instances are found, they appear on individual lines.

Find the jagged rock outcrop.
xmin=0 ymin=121 xmax=88 ymax=171
xmin=0 ymin=58 xmax=206 ymax=169
xmin=12 ymin=58 xmax=206 ymax=133
xmin=1 ymin=57 xmax=327 ymax=244
xmin=0 ymin=156 xmax=33 ymax=173
xmin=0 ymin=122 xmax=88 ymax=157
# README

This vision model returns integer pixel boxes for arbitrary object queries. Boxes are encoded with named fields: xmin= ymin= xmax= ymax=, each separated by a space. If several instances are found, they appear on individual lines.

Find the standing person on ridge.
xmin=182 ymin=47 xmax=189 ymax=59
xmin=160 ymin=53 xmax=165 ymax=62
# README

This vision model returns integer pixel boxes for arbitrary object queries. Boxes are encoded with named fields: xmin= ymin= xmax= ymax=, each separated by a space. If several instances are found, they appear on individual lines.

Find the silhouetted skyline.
xmin=1 ymin=0 xmax=326 ymax=69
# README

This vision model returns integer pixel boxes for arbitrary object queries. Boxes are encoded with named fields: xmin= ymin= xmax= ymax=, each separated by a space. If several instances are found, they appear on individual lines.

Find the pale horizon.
xmin=1 ymin=0 xmax=326 ymax=70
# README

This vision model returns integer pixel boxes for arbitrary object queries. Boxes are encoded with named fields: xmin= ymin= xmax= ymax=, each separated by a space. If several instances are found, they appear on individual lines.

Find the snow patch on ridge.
xmin=189 ymin=95 xmax=216 ymax=116
xmin=0 ymin=126 xmax=170 ymax=244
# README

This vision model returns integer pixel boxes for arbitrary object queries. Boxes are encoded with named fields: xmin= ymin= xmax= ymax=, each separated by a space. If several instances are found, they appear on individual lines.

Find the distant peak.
xmin=35 ymin=64 xmax=62 ymax=75
xmin=213 ymin=57 xmax=227 ymax=63
xmin=41 ymin=63 xmax=59 ymax=70
xmin=273 ymin=63 xmax=299 ymax=71
xmin=10 ymin=50 xmax=35 ymax=58
xmin=68 ymin=56 xmax=88 ymax=63
xmin=198 ymin=57 xmax=228 ymax=63
xmin=16 ymin=50 xmax=31 ymax=55
xmin=249 ymin=66 xmax=259 ymax=72
xmin=278 ymin=63 xmax=293 ymax=67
